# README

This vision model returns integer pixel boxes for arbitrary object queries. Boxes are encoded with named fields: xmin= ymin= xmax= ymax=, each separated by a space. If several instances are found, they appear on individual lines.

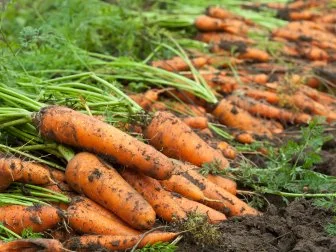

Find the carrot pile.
xmin=1 ymin=0 xmax=336 ymax=251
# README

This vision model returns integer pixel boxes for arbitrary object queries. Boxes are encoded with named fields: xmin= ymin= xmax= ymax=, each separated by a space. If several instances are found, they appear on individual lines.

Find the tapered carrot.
xmin=206 ymin=174 xmax=237 ymax=195
xmin=0 ymin=205 xmax=62 ymax=234
xmin=152 ymin=56 xmax=208 ymax=72
xmin=0 ymin=155 xmax=64 ymax=192
xmin=33 ymin=105 xmax=176 ymax=180
xmin=172 ymin=194 xmax=227 ymax=223
xmin=227 ymin=95 xmax=312 ymax=124
xmin=68 ymin=196 xmax=140 ymax=235
xmin=244 ymin=88 xmax=280 ymax=104
xmin=300 ymin=85 xmax=336 ymax=106
xmin=177 ymin=164 xmax=259 ymax=216
xmin=235 ymin=132 xmax=255 ymax=144
xmin=195 ymin=15 xmax=248 ymax=34
xmin=196 ymin=32 xmax=254 ymax=44
xmin=64 ymin=232 xmax=179 ymax=251
xmin=121 ymin=169 xmax=187 ymax=222
xmin=238 ymin=48 xmax=270 ymax=62
xmin=216 ymin=141 xmax=237 ymax=160
xmin=129 ymin=89 xmax=162 ymax=110
xmin=212 ymin=99 xmax=272 ymax=137
xmin=0 ymin=239 xmax=63 ymax=252
xmin=182 ymin=116 xmax=209 ymax=129
xmin=144 ymin=111 xmax=229 ymax=169
xmin=160 ymin=173 xmax=205 ymax=201
xmin=65 ymin=152 xmax=156 ymax=230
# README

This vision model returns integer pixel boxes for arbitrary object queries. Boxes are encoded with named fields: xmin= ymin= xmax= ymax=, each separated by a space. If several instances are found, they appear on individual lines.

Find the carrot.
xmin=165 ymin=89 xmax=208 ymax=107
xmin=206 ymin=6 xmax=238 ymax=20
xmin=227 ymin=95 xmax=312 ymax=124
xmin=121 ymin=169 xmax=187 ymax=222
xmin=65 ymin=152 xmax=156 ymax=230
xmin=0 ymin=205 xmax=62 ymax=234
xmin=64 ymin=232 xmax=179 ymax=251
xmin=238 ymin=48 xmax=270 ymax=62
xmin=129 ymin=89 xmax=162 ymax=110
xmin=166 ymin=101 xmax=207 ymax=116
xmin=0 ymin=155 xmax=64 ymax=192
xmin=300 ymin=85 xmax=336 ymax=106
xmin=0 ymin=239 xmax=63 ymax=252
xmin=207 ymin=55 xmax=244 ymax=68
xmin=300 ymin=45 xmax=329 ymax=61
xmin=195 ymin=15 xmax=248 ymax=34
xmin=182 ymin=116 xmax=209 ymax=129
xmin=216 ymin=141 xmax=237 ymax=160
xmin=244 ymin=88 xmax=280 ymax=104
xmin=160 ymin=173 xmax=205 ymax=201
xmin=68 ymin=196 xmax=140 ymax=235
xmin=206 ymin=174 xmax=237 ymax=195
xmin=172 ymin=194 xmax=227 ymax=223
xmin=235 ymin=132 xmax=255 ymax=144
xmin=144 ymin=111 xmax=229 ymax=169
xmin=212 ymin=99 xmax=272 ymax=137
xmin=34 ymin=105 xmax=176 ymax=180
xmin=196 ymin=32 xmax=255 ymax=44
xmin=177 ymin=164 xmax=259 ymax=216
xmin=152 ymin=56 xmax=208 ymax=72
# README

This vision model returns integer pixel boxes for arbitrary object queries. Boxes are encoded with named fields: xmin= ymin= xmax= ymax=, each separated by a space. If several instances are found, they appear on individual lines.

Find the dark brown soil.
xmin=177 ymin=199 xmax=335 ymax=252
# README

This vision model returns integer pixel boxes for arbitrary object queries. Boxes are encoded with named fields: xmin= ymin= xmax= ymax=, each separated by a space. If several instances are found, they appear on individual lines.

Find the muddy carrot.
xmin=0 ymin=205 xmax=62 ymax=234
xmin=182 ymin=116 xmax=209 ymax=129
xmin=64 ymin=232 xmax=179 ymax=251
xmin=65 ymin=152 xmax=156 ymax=229
xmin=121 ymin=169 xmax=187 ymax=222
xmin=216 ymin=141 xmax=237 ymax=160
xmin=160 ymin=174 xmax=205 ymax=201
xmin=68 ymin=196 xmax=140 ymax=235
xmin=144 ymin=111 xmax=229 ymax=169
xmin=172 ymin=194 xmax=227 ymax=223
xmin=206 ymin=174 xmax=237 ymax=195
xmin=33 ymin=105 xmax=176 ymax=180
xmin=212 ymin=99 xmax=272 ymax=137
xmin=0 ymin=239 xmax=63 ymax=252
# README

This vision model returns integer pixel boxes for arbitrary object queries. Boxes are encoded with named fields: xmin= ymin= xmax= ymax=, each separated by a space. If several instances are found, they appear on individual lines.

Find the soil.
xmin=177 ymin=199 xmax=335 ymax=252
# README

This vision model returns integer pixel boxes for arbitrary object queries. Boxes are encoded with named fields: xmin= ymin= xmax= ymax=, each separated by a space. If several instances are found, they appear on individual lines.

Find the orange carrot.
xmin=182 ymin=116 xmax=209 ymax=129
xmin=177 ymin=164 xmax=259 ymax=216
xmin=0 ymin=155 xmax=64 ymax=191
xmin=216 ymin=141 xmax=237 ymax=160
xmin=160 ymin=174 xmax=205 ymax=201
xmin=152 ymin=56 xmax=208 ymax=72
xmin=34 ymin=105 xmax=176 ymax=180
xmin=300 ymin=45 xmax=329 ymax=61
xmin=172 ymin=194 xmax=227 ymax=223
xmin=68 ymin=196 xmax=140 ymax=235
xmin=238 ymin=48 xmax=270 ymax=62
xmin=65 ymin=152 xmax=156 ymax=230
xmin=129 ymin=89 xmax=162 ymax=110
xmin=121 ymin=169 xmax=187 ymax=222
xmin=0 ymin=239 xmax=63 ymax=252
xmin=64 ymin=232 xmax=178 ymax=251
xmin=196 ymin=32 xmax=254 ymax=44
xmin=195 ymin=15 xmax=249 ymax=34
xmin=0 ymin=205 xmax=62 ymax=234
xmin=212 ymin=99 xmax=272 ymax=137
xmin=235 ymin=132 xmax=255 ymax=144
xmin=206 ymin=174 xmax=237 ymax=195
xmin=144 ymin=111 xmax=229 ymax=169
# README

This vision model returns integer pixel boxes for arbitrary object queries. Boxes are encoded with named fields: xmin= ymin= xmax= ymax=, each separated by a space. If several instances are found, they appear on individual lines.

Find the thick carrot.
xmin=212 ymin=99 xmax=272 ymax=137
xmin=182 ymin=116 xmax=209 ymax=129
xmin=121 ymin=169 xmax=187 ymax=222
xmin=177 ymin=165 xmax=259 ymax=216
xmin=152 ymin=56 xmax=208 ymax=72
xmin=216 ymin=141 xmax=237 ymax=160
xmin=64 ymin=232 xmax=178 ymax=251
xmin=0 ymin=239 xmax=63 ymax=252
xmin=0 ymin=155 xmax=64 ymax=192
xmin=65 ymin=152 xmax=156 ymax=230
xmin=68 ymin=196 xmax=140 ymax=235
xmin=206 ymin=174 xmax=237 ymax=195
xmin=227 ymin=95 xmax=312 ymax=124
xmin=172 ymin=194 xmax=227 ymax=223
xmin=34 ymin=105 xmax=176 ymax=180
xmin=0 ymin=205 xmax=62 ymax=234
xmin=160 ymin=173 xmax=205 ymax=201
xmin=144 ymin=111 xmax=229 ymax=169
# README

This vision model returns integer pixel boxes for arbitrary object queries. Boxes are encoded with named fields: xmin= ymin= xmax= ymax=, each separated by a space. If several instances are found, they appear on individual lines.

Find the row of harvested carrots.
xmin=0 ymin=106 xmax=258 ymax=251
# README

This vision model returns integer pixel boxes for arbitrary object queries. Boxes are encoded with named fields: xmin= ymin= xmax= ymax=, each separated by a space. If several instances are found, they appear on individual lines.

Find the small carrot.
xmin=238 ymin=48 xmax=270 ymax=62
xmin=212 ymin=99 xmax=272 ymax=137
xmin=216 ymin=141 xmax=237 ymax=160
xmin=68 ymin=196 xmax=140 ymax=235
xmin=195 ymin=15 xmax=248 ymax=34
xmin=235 ymin=132 xmax=255 ymax=144
xmin=0 ymin=239 xmax=63 ymax=252
xmin=129 ymin=89 xmax=162 ymax=111
xmin=172 ymin=194 xmax=227 ymax=223
xmin=206 ymin=174 xmax=237 ymax=195
xmin=196 ymin=32 xmax=254 ymax=44
xmin=64 ymin=232 xmax=179 ymax=251
xmin=152 ymin=56 xmax=208 ymax=72
xmin=144 ymin=111 xmax=229 ymax=169
xmin=121 ymin=169 xmax=187 ymax=222
xmin=160 ymin=173 xmax=205 ymax=201
xmin=34 ymin=105 xmax=176 ymax=180
xmin=0 ymin=205 xmax=62 ymax=234
xmin=65 ymin=152 xmax=156 ymax=230
xmin=182 ymin=116 xmax=209 ymax=129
